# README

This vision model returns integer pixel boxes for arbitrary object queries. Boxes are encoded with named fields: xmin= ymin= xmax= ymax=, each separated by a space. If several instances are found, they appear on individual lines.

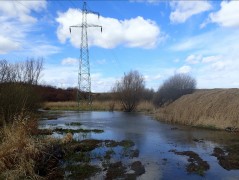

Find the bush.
xmin=0 ymin=59 xmax=43 ymax=126
xmin=153 ymin=74 xmax=196 ymax=107
xmin=113 ymin=70 xmax=145 ymax=112
xmin=0 ymin=83 xmax=41 ymax=126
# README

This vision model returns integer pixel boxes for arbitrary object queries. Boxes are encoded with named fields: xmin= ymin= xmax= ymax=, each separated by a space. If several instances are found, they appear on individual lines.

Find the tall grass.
xmin=137 ymin=101 xmax=155 ymax=113
xmin=0 ymin=114 xmax=43 ymax=179
xmin=155 ymin=89 xmax=239 ymax=129
xmin=44 ymin=101 xmax=122 ymax=111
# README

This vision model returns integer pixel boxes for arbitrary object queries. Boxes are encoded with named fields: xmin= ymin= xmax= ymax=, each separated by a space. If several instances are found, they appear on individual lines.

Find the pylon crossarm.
xmin=86 ymin=10 xmax=100 ymax=18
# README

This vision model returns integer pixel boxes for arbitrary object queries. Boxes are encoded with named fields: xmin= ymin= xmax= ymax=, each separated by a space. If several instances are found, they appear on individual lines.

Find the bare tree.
xmin=113 ymin=70 xmax=145 ymax=112
xmin=0 ymin=58 xmax=43 ymax=84
xmin=0 ymin=58 xmax=43 ymax=126
xmin=24 ymin=58 xmax=43 ymax=85
xmin=153 ymin=73 xmax=196 ymax=107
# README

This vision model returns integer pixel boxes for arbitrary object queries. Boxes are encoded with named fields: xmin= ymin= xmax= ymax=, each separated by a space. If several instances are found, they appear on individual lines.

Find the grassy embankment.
xmin=44 ymin=89 xmax=239 ymax=130
xmin=155 ymin=89 xmax=239 ymax=130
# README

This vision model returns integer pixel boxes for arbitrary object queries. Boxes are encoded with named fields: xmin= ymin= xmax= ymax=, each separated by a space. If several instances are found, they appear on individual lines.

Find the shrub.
xmin=113 ymin=70 xmax=145 ymax=112
xmin=0 ymin=58 xmax=43 ymax=126
xmin=153 ymin=74 xmax=196 ymax=107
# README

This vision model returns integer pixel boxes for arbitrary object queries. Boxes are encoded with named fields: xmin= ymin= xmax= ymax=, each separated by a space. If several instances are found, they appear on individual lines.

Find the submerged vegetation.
xmin=54 ymin=128 xmax=104 ymax=134
xmin=170 ymin=150 xmax=210 ymax=176
xmin=212 ymin=145 xmax=239 ymax=170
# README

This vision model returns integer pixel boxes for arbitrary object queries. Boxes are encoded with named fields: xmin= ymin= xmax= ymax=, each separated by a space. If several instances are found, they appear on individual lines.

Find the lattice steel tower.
xmin=69 ymin=2 xmax=102 ymax=108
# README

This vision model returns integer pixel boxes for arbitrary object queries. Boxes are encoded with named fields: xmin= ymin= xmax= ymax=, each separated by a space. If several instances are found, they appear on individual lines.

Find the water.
xmin=39 ymin=111 xmax=239 ymax=179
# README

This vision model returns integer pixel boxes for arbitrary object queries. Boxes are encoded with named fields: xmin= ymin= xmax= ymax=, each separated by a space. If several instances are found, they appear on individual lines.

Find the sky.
xmin=0 ymin=0 xmax=239 ymax=92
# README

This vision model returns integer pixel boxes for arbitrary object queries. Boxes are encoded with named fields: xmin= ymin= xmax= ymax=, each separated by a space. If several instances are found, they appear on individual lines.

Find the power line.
xmin=69 ymin=1 xmax=102 ymax=109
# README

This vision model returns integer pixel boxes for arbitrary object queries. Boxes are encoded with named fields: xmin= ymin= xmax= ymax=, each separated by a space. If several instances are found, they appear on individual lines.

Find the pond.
xmin=39 ymin=111 xmax=239 ymax=179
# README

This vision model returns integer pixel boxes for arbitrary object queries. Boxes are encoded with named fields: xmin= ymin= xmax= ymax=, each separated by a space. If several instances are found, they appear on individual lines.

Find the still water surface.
xmin=39 ymin=111 xmax=239 ymax=180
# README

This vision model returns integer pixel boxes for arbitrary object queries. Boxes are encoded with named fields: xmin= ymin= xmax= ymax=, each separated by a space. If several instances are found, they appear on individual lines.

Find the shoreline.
xmin=42 ymin=98 xmax=238 ymax=132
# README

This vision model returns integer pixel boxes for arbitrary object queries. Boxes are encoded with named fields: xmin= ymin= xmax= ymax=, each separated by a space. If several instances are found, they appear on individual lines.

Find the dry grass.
xmin=0 ymin=115 xmax=44 ymax=179
xmin=155 ymin=89 xmax=239 ymax=129
xmin=44 ymin=101 xmax=122 ymax=111
xmin=137 ymin=101 xmax=155 ymax=114
xmin=44 ymin=100 xmax=155 ymax=113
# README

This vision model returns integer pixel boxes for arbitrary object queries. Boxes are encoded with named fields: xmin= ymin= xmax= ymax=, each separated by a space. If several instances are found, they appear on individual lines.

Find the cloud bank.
xmin=56 ymin=9 xmax=161 ymax=49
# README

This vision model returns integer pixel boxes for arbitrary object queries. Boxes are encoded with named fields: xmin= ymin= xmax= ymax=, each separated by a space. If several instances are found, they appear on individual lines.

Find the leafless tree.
xmin=113 ymin=70 xmax=145 ymax=112
xmin=153 ymin=73 xmax=196 ymax=107
xmin=0 ymin=58 xmax=43 ymax=126
xmin=0 ymin=58 xmax=43 ymax=84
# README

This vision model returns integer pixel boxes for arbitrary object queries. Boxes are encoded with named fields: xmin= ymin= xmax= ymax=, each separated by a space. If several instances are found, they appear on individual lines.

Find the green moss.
xmin=104 ymin=149 xmax=115 ymax=159
xmin=119 ymin=140 xmax=135 ymax=148
xmin=70 ymin=139 xmax=102 ymax=152
xmin=65 ymin=152 xmax=91 ymax=163
xmin=54 ymin=128 xmax=104 ymax=134
xmin=104 ymin=140 xmax=135 ymax=148
xmin=213 ymin=144 xmax=239 ymax=170
xmin=65 ymin=122 xmax=82 ymax=126
xmin=171 ymin=150 xmax=210 ymax=176
xmin=66 ymin=164 xmax=100 ymax=179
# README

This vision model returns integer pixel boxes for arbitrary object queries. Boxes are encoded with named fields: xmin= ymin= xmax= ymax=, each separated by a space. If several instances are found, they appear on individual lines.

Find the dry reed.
xmin=0 ymin=115 xmax=44 ymax=179
xmin=155 ymin=89 xmax=239 ymax=129
xmin=44 ymin=100 xmax=122 ymax=111
xmin=137 ymin=101 xmax=155 ymax=114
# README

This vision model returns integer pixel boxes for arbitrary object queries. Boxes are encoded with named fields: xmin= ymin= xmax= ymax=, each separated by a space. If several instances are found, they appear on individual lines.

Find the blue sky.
xmin=0 ymin=0 xmax=239 ymax=92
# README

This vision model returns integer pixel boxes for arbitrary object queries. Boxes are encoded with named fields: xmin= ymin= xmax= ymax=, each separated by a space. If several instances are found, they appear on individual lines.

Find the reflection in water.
xmin=39 ymin=111 xmax=239 ymax=180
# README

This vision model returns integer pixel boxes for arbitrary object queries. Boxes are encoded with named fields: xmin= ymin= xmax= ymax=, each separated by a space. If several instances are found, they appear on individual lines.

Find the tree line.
xmin=0 ymin=58 xmax=43 ymax=126
xmin=113 ymin=70 xmax=196 ymax=112
xmin=0 ymin=58 xmax=196 ymax=125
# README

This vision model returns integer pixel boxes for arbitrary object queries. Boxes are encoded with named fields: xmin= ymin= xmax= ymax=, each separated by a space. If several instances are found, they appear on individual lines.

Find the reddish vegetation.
xmin=34 ymin=85 xmax=77 ymax=102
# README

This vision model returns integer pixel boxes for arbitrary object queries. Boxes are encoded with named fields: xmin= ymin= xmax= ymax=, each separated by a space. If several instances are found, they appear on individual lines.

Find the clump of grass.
xmin=137 ymin=101 xmax=155 ymax=113
xmin=170 ymin=150 xmax=210 ymax=176
xmin=66 ymin=164 xmax=100 ymax=179
xmin=65 ymin=122 xmax=82 ymax=126
xmin=0 ymin=116 xmax=43 ymax=179
xmin=104 ymin=140 xmax=135 ymax=148
xmin=54 ymin=128 xmax=104 ymax=134
xmin=104 ymin=149 xmax=115 ymax=159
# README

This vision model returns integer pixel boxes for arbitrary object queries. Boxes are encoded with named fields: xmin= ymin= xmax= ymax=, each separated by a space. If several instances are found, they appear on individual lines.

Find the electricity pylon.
xmin=69 ymin=2 xmax=102 ymax=109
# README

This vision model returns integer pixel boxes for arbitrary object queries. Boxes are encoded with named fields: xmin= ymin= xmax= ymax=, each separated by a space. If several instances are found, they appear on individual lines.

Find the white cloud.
xmin=185 ymin=54 xmax=202 ymax=64
xmin=207 ymin=1 xmax=239 ymax=28
xmin=211 ymin=61 xmax=226 ymax=71
xmin=0 ymin=1 xmax=54 ymax=56
xmin=0 ymin=35 xmax=20 ymax=54
xmin=0 ymin=1 xmax=46 ymax=23
xmin=177 ymin=65 xmax=192 ymax=74
xmin=61 ymin=57 xmax=78 ymax=65
xmin=170 ymin=1 xmax=211 ymax=23
xmin=42 ymin=64 xmax=118 ymax=92
xmin=170 ymin=28 xmax=239 ymax=54
xmin=26 ymin=44 xmax=60 ymax=57
xmin=56 ymin=9 xmax=161 ymax=49
xmin=202 ymin=55 xmax=221 ymax=63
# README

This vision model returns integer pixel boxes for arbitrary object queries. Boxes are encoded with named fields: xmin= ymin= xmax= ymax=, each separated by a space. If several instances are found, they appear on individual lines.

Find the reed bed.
xmin=137 ymin=101 xmax=155 ymax=114
xmin=155 ymin=89 xmax=239 ymax=130
xmin=44 ymin=101 xmax=122 ymax=111
xmin=0 ymin=115 xmax=44 ymax=179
